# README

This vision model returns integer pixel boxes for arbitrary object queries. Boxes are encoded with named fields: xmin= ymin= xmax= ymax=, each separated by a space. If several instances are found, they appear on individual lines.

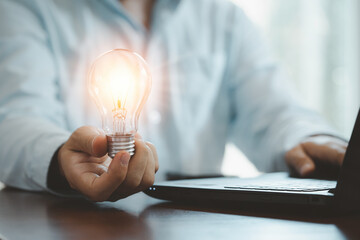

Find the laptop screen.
xmin=335 ymin=108 xmax=360 ymax=211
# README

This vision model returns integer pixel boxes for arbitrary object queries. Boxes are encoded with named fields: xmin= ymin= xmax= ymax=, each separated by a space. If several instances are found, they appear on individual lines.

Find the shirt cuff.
xmin=27 ymin=132 xmax=69 ymax=192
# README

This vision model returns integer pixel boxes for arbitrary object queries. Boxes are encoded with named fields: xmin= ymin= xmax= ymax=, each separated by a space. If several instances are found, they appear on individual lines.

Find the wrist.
xmin=47 ymin=144 xmax=71 ymax=191
xmin=57 ymin=144 xmax=66 ymax=177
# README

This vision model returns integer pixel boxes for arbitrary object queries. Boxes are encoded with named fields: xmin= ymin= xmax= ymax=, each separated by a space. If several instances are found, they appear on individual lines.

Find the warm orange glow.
xmin=88 ymin=49 xmax=152 ymax=135
xmin=107 ymin=62 xmax=136 ymax=112
xmin=92 ymin=56 xmax=140 ymax=118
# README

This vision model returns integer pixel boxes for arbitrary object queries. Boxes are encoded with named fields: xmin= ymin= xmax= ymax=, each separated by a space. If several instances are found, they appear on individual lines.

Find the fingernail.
xmin=300 ymin=163 xmax=313 ymax=176
xmin=120 ymin=152 xmax=130 ymax=166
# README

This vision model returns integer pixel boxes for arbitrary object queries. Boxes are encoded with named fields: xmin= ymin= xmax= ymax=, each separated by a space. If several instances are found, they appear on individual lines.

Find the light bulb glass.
xmin=88 ymin=49 xmax=152 ymax=158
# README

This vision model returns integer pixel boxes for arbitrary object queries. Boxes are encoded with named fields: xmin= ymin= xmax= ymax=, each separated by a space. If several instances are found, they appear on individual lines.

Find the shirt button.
xmin=149 ymin=110 xmax=162 ymax=124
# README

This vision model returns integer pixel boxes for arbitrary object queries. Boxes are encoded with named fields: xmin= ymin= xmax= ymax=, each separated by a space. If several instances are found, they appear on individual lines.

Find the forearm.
xmin=0 ymin=116 xmax=70 ymax=191
xmin=226 ymin=8 xmax=342 ymax=172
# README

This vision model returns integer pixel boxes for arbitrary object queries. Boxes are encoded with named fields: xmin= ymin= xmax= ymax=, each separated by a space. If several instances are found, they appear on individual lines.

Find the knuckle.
xmin=146 ymin=142 xmax=158 ymax=157
xmin=293 ymin=156 xmax=307 ymax=168
xmin=135 ymin=145 xmax=151 ymax=160
xmin=145 ymin=151 xmax=151 ymax=161
xmin=126 ymin=175 xmax=142 ymax=189
xmin=73 ymin=126 xmax=89 ymax=138
xmin=128 ymin=180 xmax=141 ymax=189
xmin=69 ymin=132 xmax=79 ymax=144
xmin=285 ymin=148 xmax=296 ymax=163
xmin=136 ymin=141 xmax=150 ymax=154
xmin=145 ymin=141 xmax=155 ymax=149
xmin=287 ymin=157 xmax=302 ymax=170
xmin=144 ymin=145 xmax=152 ymax=158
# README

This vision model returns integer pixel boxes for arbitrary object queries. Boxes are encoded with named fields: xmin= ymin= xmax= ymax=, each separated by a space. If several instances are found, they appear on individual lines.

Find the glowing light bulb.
xmin=88 ymin=49 xmax=152 ymax=158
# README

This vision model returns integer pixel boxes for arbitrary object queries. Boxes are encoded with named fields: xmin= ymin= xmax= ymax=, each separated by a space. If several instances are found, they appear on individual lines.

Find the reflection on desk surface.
xmin=0 ymin=187 xmax=360 ymax=240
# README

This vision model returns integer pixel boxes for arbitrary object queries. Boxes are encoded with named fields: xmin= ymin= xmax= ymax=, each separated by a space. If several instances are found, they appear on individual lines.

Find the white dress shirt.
xmin=0 ymin=0 xmax=337 ymax=192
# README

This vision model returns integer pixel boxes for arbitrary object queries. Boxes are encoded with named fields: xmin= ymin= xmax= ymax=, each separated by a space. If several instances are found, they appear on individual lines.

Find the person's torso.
xmin=40 ymin=0 xmax=235 ymax=179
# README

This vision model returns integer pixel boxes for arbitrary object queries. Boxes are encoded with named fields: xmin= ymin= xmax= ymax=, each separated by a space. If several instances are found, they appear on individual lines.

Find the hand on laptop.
xmin=285 ymin=135 xmax=347 ymax=178
xmin=57 ymin=126 xmax=159 ymax=202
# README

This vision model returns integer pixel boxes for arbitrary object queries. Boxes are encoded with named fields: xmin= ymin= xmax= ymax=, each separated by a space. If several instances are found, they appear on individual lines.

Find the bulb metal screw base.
xmin=107 ymin=134 xmax=135 ymax=158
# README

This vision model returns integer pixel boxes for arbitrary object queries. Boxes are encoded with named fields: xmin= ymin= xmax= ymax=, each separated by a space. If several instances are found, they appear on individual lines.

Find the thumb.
xmin=69 ymin=126 xmax=107 ymax=157
xmin=285 ymin=145 xmax=315 ymax=177
xmin=88 ymin=151 xmax=130 ymax=201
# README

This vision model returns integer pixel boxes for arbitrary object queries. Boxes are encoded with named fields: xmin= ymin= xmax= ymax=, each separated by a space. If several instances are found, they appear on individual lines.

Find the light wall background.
xmin=222 ymin=0 xmax=360 ymax=177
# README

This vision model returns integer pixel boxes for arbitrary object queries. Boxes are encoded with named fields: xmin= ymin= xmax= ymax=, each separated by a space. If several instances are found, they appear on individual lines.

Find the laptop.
xmin=145 ymin=108 xmax=360 ymax=212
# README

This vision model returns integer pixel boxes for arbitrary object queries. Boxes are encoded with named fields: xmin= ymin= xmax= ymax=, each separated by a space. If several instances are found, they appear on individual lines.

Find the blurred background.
xmin=222 ymin=0 xmax=360 ymax=177
xmin=1 ymin=1 xmax=357 ymax=187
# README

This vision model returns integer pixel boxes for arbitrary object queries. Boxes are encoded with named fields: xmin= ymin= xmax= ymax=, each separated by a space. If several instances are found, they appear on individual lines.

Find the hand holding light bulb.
xmin=56 ymin=49 xmax=158 ymax=202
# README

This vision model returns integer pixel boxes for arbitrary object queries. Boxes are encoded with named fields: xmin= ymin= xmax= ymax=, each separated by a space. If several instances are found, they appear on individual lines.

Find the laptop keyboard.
xmin=224 ymin=179 xmax=337 ymax=192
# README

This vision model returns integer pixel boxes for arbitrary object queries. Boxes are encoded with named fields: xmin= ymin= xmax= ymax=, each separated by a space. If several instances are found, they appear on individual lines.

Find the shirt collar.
xmin=101 ymin=0 xmax=182 ymax=33
xmin=102 ymin=0 xmax=182 ymax=13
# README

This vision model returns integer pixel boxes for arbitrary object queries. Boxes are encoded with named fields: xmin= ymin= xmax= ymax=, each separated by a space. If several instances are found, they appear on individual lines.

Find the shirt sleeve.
xmin=226 ymin=7 xmax=341 ymax=172
xmin=0 ymin=0 xmax=70 ymax=191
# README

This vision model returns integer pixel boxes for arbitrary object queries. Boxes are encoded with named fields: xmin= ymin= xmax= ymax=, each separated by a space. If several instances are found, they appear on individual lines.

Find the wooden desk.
xmin=0 ymin=186 xmax=360 ymax=240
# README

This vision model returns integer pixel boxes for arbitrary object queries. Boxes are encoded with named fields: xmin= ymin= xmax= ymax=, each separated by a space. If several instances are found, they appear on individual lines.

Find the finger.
xmin=79 ymin=151 xmax=130 ymax=202
xmin=134 ymin=133 xmax=143 ymax=140
xmin=121 ymin=139 xmax=150 ymax=190
xmin=301 ymin=141 xmax=346 ymax=166
xmin=146 ymin=141 xmax=159 ymax=172
xmin=285 ymin=145 xmax=315 ymax=177
xmin=69 ymin=126 xmax=107 ymax=157
xmin=138 ymin=147 xmax=156 ymax=191
xmin=107 ymin=141 xmax=151 ymax=201
xmin=101 ymin=156 xmax=112 ymax=168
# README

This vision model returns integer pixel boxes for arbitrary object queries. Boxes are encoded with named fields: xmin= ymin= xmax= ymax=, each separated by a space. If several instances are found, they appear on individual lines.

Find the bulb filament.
xmin=112 ymin=98 xmax=127 ymax=135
